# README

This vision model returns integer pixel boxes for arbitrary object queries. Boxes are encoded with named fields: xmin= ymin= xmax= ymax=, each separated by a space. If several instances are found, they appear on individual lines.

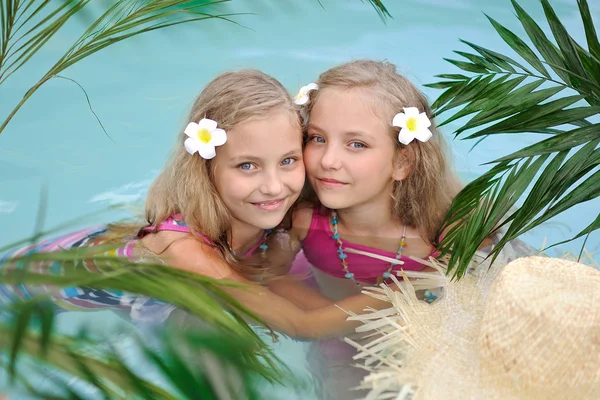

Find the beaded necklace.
xmin=228 ymin=229 xmax=272 ymax=259
xmin=330 ymin=210 xmax=406 ymax=287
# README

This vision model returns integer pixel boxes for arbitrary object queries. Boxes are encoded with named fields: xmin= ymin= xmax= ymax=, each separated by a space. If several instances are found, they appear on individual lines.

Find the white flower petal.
xmin=403 ymin=107 xmax=420 ymax=117
xmin=198 ymin=118 xmax=218 ymax=131
xmin=294 ymin=95 xmax=309 ymax=105
xmin=294 ymin=83 xmax=318 ymax=105
xmin=398 ymin=128 xmax=415 ymax=145
xmin=198 ymin=144 xmax=217 ymax=159
xmin=305 ymin=83 xmax=319 ymax=91
xmin=414 ymin=128 xmax=433 ymax=143
xmin=392 ymin=112 xmax=408 ymax=128
xmin=184 ymin=122 xmax=199 ymax=138
xmin=417 ymin=113 xmax=432 ymax=129
xmin=210 ymin=128 xmax=227 ymax=146
xmin=184 ymin=137 xmax=200 ymax=155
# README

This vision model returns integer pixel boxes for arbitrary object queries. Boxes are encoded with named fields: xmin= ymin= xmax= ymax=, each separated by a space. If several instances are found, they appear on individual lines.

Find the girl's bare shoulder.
xmin=143 ymin=232 xmax=233 ymax=279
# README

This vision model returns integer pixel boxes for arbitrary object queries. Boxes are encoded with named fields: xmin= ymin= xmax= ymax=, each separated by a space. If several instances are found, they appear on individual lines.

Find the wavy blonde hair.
xmin=302 ymin=59 xmax=462 ymax=244
xmin=144 ymin=69 xmax=301 ymax=279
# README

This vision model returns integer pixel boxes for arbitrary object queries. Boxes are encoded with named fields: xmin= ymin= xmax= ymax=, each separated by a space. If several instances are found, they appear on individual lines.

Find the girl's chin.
xmin=314 ymin=192 xmax=353 ymax=210
xmin=246 ymin=210 xmax=289 ymax=230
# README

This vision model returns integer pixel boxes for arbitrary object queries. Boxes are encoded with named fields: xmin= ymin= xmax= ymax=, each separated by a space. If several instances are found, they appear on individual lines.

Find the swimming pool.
xmin=1 ymin=0 xmax=598 ymax=397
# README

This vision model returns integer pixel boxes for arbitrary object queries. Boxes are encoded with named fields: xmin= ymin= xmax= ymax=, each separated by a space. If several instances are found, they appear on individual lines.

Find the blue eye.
xmin=238 ymin=162 xmax=255 ymax=170
xmin=281 ymin=157 xmax=296 ymax=166
xmin=308 ymin=135 xmax=325 ymax=143
xmin=349 ymin=142 xmax=366 ymax=149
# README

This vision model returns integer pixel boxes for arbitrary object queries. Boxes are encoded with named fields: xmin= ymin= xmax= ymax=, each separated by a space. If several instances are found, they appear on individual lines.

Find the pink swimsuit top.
xmin=135 ymin=215 xmax=264 ymax=258
xmin=302 ymin=206 xmax=438 ymax=284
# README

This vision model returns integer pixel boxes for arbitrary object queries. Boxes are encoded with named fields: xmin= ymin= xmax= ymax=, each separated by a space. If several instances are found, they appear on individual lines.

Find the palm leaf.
xmin=578 ymin=0 xmax=600 ymax=64
xmin=1 ymin=250 xmax=274 ymax=343
xmin=362 ymin=0 xmax=391 ymax=21
xmin=0 ymin=233 xmax=294 ymax=397
xmin=430 ymin=0 xmax=600 ymax=278
xmin=0 ymin=0 xmax=244 ymax=135
xmin=0 ymin=321 xmax=280 ymax=399
xmin=0 ymin=238 xmax=289 ymax=383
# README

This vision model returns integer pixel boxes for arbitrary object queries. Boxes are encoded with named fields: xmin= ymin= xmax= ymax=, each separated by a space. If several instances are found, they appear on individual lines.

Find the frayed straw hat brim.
xmin=344 ymin=241 xmax=600 ymax=400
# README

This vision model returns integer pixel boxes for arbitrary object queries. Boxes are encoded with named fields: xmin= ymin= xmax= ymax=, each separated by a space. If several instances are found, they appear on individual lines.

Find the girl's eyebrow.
xmin=307 ymin=123 xmax=325 ymax=133
xmin=230 ymin=155 xmax=261 ymax=163
xmin=282 ymin=148 xmax=302 ymax=157
xmin=230 ymin=149 xmax=302 ymax=163
xmin=345 ymin=130 xmax=372 ymax=139
xmin=308 ymin=123 xmax=372 ymax=139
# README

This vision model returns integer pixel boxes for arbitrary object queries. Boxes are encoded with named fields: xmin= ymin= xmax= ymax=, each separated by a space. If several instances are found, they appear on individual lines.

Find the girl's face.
xmin=212 ymin=110 xmax=305 ymax=231
xmin=304 ymin=88 xmax=406 ymax=211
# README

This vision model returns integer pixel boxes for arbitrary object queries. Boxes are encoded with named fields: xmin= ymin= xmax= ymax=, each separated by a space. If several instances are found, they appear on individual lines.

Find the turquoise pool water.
xmin=1 ymin=0 xmax=598 ymax=398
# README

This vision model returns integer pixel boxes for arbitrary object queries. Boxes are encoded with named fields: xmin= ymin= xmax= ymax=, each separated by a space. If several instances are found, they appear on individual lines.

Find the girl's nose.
xmin=259 ymin=170 xmax=283 ymax=196
xmin=320 ymin=145 xmax=342 ymax=170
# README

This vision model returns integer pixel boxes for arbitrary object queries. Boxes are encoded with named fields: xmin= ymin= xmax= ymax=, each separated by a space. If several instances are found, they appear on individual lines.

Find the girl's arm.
xmin=267 ymin=274 xmax=332 ymax=310
xmin=262 ymin=226 xmax=332 ymax=310
xmin=166 ymin=238 xmax=391 ymax=341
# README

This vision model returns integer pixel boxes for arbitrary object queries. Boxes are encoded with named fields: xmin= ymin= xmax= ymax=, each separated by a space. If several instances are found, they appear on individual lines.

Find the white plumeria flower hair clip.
xmin=392 ymin=107 xmax=433 ymax=145
xmin=294 ymin=83 xmax=318 ymax=105
xmin=184 ymin=117 xmax=227 ymax=159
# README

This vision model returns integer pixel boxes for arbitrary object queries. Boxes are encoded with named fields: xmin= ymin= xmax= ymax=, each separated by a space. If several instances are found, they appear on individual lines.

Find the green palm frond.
xmin=361 ymin=0 xmax=391 ymax=21
xmin=0 ymin=0 xmax=242 ymax=135
xmin=0 ymin=316 xmax=283 ymax=399
xmin=428 ymin=0 xmax=600 ymax=278
xmin=0 ymin=244 xmax=280 ymax=348
xmin=0 ymin=237 xmax=292 ymax=397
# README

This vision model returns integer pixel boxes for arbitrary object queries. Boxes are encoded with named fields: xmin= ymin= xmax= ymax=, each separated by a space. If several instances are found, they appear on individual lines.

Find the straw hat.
xmin=345 ymin=251 xmax=600 ymax=400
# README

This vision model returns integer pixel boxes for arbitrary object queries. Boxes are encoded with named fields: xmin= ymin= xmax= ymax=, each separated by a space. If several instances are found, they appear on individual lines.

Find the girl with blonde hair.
xmin=278 ymin=59 xmax=471 ymax=399
xmin=285 ymin=59 xmax=465 ymax=299
xmin=2 ymin=69 xmax=398 ymax=340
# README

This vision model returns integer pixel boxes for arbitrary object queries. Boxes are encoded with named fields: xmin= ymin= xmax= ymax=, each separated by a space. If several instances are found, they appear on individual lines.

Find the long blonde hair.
xmin=145 ymin=69 xmax=301 ymax=279
xmin=303 ymin=59 xmax=462 ymax=244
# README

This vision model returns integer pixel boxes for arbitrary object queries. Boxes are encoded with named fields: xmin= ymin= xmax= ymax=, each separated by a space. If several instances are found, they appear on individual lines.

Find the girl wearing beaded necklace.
xmin=276 ymin=60 xmax=465 ymax=303
xmin=270 ymin=60 xmax=503 ymax=400
xmin=263 ymin=59 xmax=467 ymax=400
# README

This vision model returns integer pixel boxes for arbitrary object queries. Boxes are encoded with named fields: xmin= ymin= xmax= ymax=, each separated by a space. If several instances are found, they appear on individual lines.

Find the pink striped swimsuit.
xmin=0 ymin=215 xmax=262 ymax=314
xmin=302 ymin=205 xmax=436 ymax=284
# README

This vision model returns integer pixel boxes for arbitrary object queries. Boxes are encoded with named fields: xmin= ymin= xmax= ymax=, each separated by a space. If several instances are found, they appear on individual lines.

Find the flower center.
xmin=197 ymin=128 xmax=212 ymax=143
xmin=406 ymin=117 xmax=417 ymax=132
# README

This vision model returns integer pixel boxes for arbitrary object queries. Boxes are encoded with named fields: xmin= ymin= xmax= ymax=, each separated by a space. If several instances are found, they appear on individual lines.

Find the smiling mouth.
xmin=317 ymin=178 xmax=348 ymax=187
xmin=251 ymin=198 xmax=286 ymax=211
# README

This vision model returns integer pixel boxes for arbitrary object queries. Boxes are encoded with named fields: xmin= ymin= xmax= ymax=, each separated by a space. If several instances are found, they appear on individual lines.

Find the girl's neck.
xmin=334 ymin=197 xmax=401 ymax=236
xmin=228 ymin=219 xmax=264 ymax=254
